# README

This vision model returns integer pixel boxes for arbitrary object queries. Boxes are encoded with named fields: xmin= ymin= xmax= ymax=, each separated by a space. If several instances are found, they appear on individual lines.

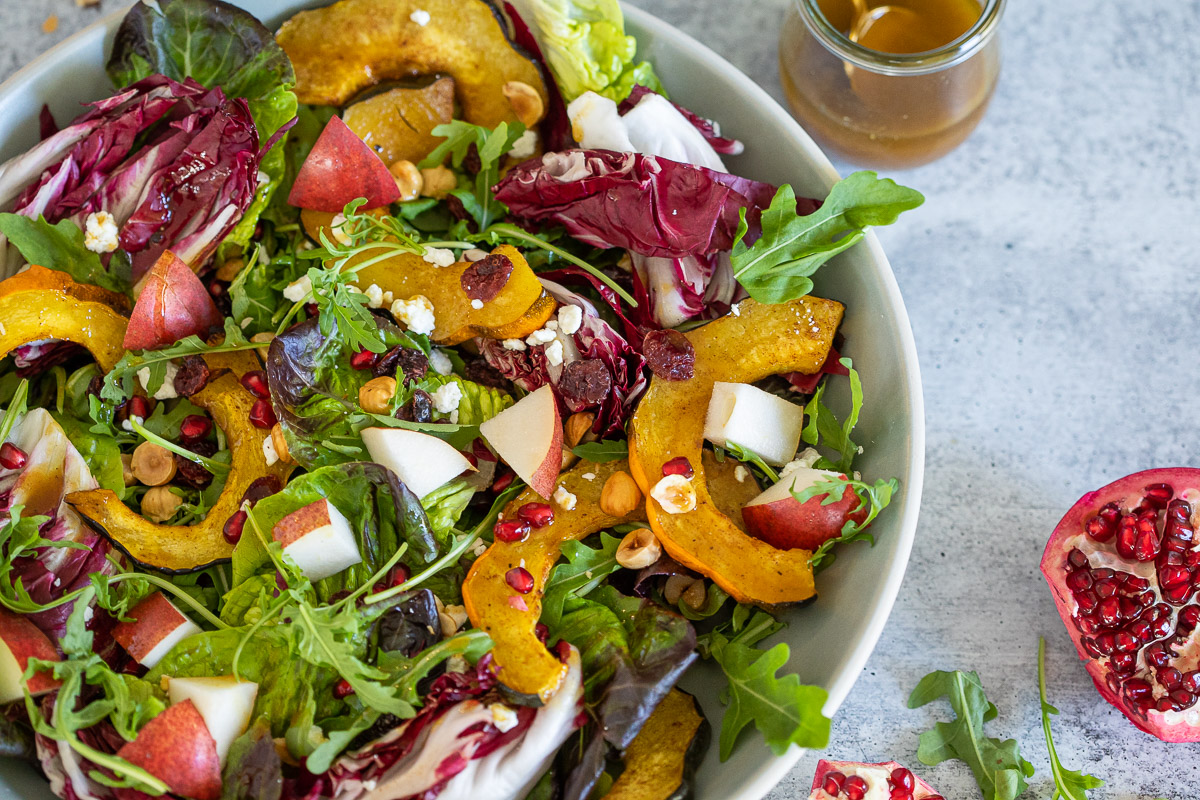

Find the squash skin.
xmin=0 ymin=266 xmax=129 ymax=371
xmin=462 ymin=458 xmax=645 ymax=702
xmin=629 ymin=297 xmax=844 ymax=607
xmin=67 ymin=350 xmax=293 ymax=573
xmin=605 ymin=689 xmax=710 ymax=800
xmin=277 ymin=0 xmax=548 ymax=131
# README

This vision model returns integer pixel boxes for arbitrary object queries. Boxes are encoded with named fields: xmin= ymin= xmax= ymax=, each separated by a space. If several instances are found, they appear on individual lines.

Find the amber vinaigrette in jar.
xmin=781 ymin=0 xmax=1006 ymax=168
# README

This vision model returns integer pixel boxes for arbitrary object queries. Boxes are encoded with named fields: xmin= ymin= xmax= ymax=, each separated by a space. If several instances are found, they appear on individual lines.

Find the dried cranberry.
xmin=394 ymin=389 xmax=433 ymax=423
xmin=241 ymin=476 xmax=283 ymax=508
xmin=444 ymin=195 xmax=477 ymax=232
xmin=643 ymin=329 xmax=695 ymax=381
xmin=176 ymin=439 xmax=217 ymax=489
xmin=662 ymin=456 xmax=694 ymax=479
xmin=223 ymin=511 xmax=247 ymax=544
xmin=558 ymin=359 xmax=612 ymax=406
xmin=460 ymin=253 xmax=513 ymax=302
xmin=241 ymin=370 xmax=270 ymax=399
xmin=173 ymin=355 xmax=212 ymax=397
xmin=374 ymin=346 xmax=429 ymax=385
xmin=461 ymin=143 xmax=482 ymax=175
xmin=464 ymin=357 xmax=510 ymax=390
xmin=506 ymin=566 xmax=535 ymax=593
xmin=86 ymin=375 xmax=104 ymax=399
xmin=494 ymin=520 xmax=531 ymax=543
xmin=517 ymin=503 xmax=555 ymax=529
xmin=0 ymin=443 xmax=28 ymax=470
xmin=249 ymin=399 xmax=277 ymax=429
xmin=350 ymin=349 xmax=378 ymax=370
xmin=179 ymin=415 xmax=212 ymax=441
xmin=334 ymin=679 xmax=355 ymax=699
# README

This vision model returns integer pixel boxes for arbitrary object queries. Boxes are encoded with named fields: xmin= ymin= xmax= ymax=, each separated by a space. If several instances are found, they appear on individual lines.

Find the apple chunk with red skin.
xmin=743 ymin=467 xmax=867 ymax=551
xmin=167 ymin=675 xmax=259 ymax=766
xmin=124 ymin=250 xmax=223 ymax=351
xmin=361 ymin=427 xmax=475 ymax=500
xmin=116 ymin=700 xmax=222 ymax=800
xmin=0 ymin=608 xmax=61 ymax=703
xmin=479 ymin=385 xmax=562 ymax=499
xmin=287 ymin=115 xmax=401 ymax=212
xmin=112 ymin=592 xmax=201 ymax=670
xmin=272 ymin=498 xmax=363 ymax=582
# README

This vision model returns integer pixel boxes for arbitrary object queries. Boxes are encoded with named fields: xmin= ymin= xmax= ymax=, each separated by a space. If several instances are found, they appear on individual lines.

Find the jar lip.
xmin=794 ymin=0 xmax=1006 ymax=75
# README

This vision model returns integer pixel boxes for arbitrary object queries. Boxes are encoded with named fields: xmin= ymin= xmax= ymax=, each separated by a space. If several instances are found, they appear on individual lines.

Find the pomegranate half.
xmin=808 ymin=759 xmax=942 ymax=800
xmin=1042 ymin=468 xmax=1200 ymax=741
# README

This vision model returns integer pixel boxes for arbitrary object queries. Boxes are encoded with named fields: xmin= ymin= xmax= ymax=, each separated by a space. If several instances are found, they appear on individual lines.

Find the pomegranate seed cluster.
xmin=1069 ymin=483 xmax=1200 ymax=714
xmin=820 ymin=767 xmax=940 ymax=800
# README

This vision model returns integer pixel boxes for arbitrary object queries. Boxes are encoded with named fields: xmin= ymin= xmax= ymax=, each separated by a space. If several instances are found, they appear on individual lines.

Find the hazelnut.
xmin=121 ymin=453 xmax=135 ymax=487
xmin=563 ymin=411 xmax=595 ymax=449
xmin=503 ymin=81 xmax=545 ymax=127
xmin=270 ymin=424 xmax=293 ymax=465
xmin=388 ymin=159 xmax=424 ymax=202
xmin=131 ymin=442 xmax=177 ymax=486
xmin=650 ymin=474 xmax=697 ymax=514
xmin=600 ymin=470 xmax=643 ymax=517
xmin=664 ymin=574 xmax=707 ymax=610
xmin=615 ymin=528 xmax=662 ymax=570
xmin=358 ymin=376 xmax=397 ymax=414
xmin=419 ymin=166 xmax=456 ymax=200
xmin=215 ymin=258 xmax=245 ymax=282
xmin=141 ymin=486 xmax=183 ymax=523
xmin=439 ymin=603 xmax=469 ymax=637
xmin=560 ymin=447 xmax=578 ymax=472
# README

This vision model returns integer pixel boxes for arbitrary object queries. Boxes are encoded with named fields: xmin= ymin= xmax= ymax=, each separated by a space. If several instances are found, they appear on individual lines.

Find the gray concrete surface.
xmin=1 ymin=0 xmax=1198 ymax=798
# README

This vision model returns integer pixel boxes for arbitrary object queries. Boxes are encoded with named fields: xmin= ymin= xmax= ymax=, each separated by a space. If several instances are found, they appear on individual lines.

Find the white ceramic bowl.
xmin=0 ymin=3 xmax=925 ymax=798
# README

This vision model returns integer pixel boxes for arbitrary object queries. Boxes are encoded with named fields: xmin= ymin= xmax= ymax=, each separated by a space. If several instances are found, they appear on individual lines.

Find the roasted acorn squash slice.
xmin=0 ymin=266 xmax=129 ymax=371
xmin=342 ymin=77 xmax=456 ymax=165
xmin=605 ymin=689 xmax=709 ymax=800
xmin=629 ymin=297 xmax=844 ymax=607
xmin=67 ymin=350 xmax=292 ymax=573
xmin=277 ymin=0 xmax=548 ymax=130
xmin=462 ymin=458 xmax=645 ymax=702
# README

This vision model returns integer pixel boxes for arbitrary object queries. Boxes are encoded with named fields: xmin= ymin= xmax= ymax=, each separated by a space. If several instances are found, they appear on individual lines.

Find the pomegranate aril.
xmin=1113 ymin=631 xmax=1138 ymax=652
xmin=389 ymin=565 xmax=410 ymax=587
xmin=179 ymin=415 xmax=212 ymax=440
xmin=1134 ymin=527 xmax=1161 ymax=561
xmin=1066 ymin=570 xmax=1093 ymax=591
xmin=1124 ymin=575 xmax=1151 ymax=592
xmin=1116 ymin=517 xmax=1137 ymax=558
xmin=1093 ymin=578 xmax=1118 ymax=599
xmin=1105 ymin=673 xmax=1123 ymax=694
xmin=126 ymin=395 xmax=152 ymax=421
xmin=1157 ymin=697 xmax=1178 ymax=713
xmin=1092 ymin=567 xmax=1115 ymax=579
xmin=662 ymin=456 xmax=694 ymax=478
xmin=1151 ymin=617 xmax=1174 ymax=637
xmin=1067 ymin=548 xmax=1089 ymax=569
xmin=1160 ymin=667 xmax=1183 ymax=689
xmin=350 ymin=349 xmax=378 ymax=370
xmin=1168 ymin=499 xmax=1192 ymax=523
xmin=492 ymin=472 xmax=515 ymax=493
xmin=1085 ymin=514 xmax=1115 ymax=541
xmin=1143 ymin=483 xmax=1173 ymax=508
xmin=1110 ymin=652 xmax=1137 ymax=673
xmin=1162 ymin=583 xmax=1194 ymax=605
xmin=843 ymin=776 xmax=868 ymax=800
xmin=821 ymin=772 xmax=846 ymax=795
xmin=494 ymin=520 xmax=530 ymax=543
xmin=1145 ymin=644 xmax=1170 ymax=668
xmin=334 ymin=679 xmax=354 ymax=699
xmin=1075 ymin=591 xmax=1099 ymax=613
xmin=1082 ymin=637 xmax=1102 ymax=657
xmin=1178 ymin=605 xmax=1200 ymax=630
xmin=241 ymin=370 xmax=270 ymax=399
xmin=890 ymin=792 xmax=912 ymax=800
xmin=516 ymin=502 xmax=555 ymax=528
xmin=506 ymin=566 xmax=534 ymax=594
xmin=249 ymin=398 xmax=277 ymax=429
xmin=1161 ymin=565 xmax=1191 ymax=587
xmin=1095 ymin=633 xmax=1116 ymax=654
xmin=1171 ymin=689 xmax=1196 ymax=708
xmin=223 ymin=510 xmax=247 ymax=544
xmin=1125 ymin=679 xmax=1152 ymax=699
xmin=534 ymin=622 xmax=550 ymax=644
xmin=1187 ymin=551 xmax=1200 ymax=569
xmin=889 ymin=768 xmax=915 ymax=792
xmin=1184 ymin=671 xmax=1200 ymax=693
xmin=0 ymin=442 xmax=27 ymax=470
xmin=1119 ymin=597 xmax=1141 ymax=619
xmin=1096 ymin=597 xmax=1121 ymax=627
xmin=1128 ymin=619 xmax=1152 ymax=642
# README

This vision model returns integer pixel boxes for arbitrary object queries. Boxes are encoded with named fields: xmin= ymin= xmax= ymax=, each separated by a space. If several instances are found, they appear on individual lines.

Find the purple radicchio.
xmin=0 ymin=74 xmax=266 ymax=281
xmin=476 ymin=278 xmax=648 ymax=437
xmin=0 ymin=409 xmax=113 ymax=643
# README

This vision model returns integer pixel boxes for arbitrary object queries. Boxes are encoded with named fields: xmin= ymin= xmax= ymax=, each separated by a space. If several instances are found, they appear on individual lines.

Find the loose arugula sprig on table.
xmin=1039 ymin=639 xmax=1104 ymax=800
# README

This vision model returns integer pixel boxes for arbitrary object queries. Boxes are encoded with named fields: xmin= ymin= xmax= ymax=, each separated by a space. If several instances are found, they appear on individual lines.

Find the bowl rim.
xmin=0 ymin=4 xmax=925 ymax=800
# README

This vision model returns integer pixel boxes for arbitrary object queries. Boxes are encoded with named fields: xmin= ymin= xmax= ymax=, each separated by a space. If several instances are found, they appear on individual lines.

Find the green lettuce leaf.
xmin=0 ymin=214 xmax=130 ymax=295
xmin=420 ymin=478 xmax=476 ymax=546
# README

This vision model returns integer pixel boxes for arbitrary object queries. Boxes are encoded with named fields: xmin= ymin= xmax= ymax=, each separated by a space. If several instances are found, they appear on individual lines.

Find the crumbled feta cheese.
xmin=502 ymin=338 xmax=527 ymax=352
xmin=525 ymin=327 xmax=557 ymax=345
xmin=431 ymin=381 xmax=463 ymax=414
xmin=428 ymin=349 xmax=453 ymax=375
xmin=283 ymin=275 xmax=314 ymax=302
xmin=651 ymin=474 xmax=697 ymax=514
xmin=445 ymin=654 xmax=470 ymax=674
xmin=780 ymin=447 xmax=822 ymax=478
xmin=553 ymin=485 xmax=577 ymax=511
xmin=582 ymin=472 xmax=596 ymax=481
xmin=364 ymin=283 xmax=385 ymax=309
xmin=730 ymin=303 xmax=741 ymax=317
xmin=545 ymin=339 xmax=564 ymax=367
xmin=330 ymin=212 xmax=352 ymax=245
xmin=422 ymin=247 xmax=456 ymax=268
xmin=543 ymin=320 xmax=558 ymax=331
xmin=470 ymin=299 xmax=484 ymax=310
xmin=509 ymin=129 xmax=539 ymax=160
xmin=557 ymin=304 xmax=583 ymax=335
xmin=390 ymin=295 xmax=436 ymax=335
xmin=382 ymin=291 xmax=394 ymax=306
xmin=409 ymin=8 xmax=431 ymax=25
xmin=120 ymin=419 xmax=134 ymax=432
xmin=83 ymin=606 xmax=94 ymax=623
xmin=489 ymin=703 xmax=520 ymax=733
xmin=734 ymin=465 xmax=750 ymax=483
xmin=84 ymin=211 xmax=119 ymax=254
xmin=262 ymin=435 xmax=279 ymax=467
xmin=470 ymin=539 xmax=489 ymax=557
xmin=137 ymin=362 xmax=180 ymax=401
xmin=463 ymin=248 xmax=489 ymax=262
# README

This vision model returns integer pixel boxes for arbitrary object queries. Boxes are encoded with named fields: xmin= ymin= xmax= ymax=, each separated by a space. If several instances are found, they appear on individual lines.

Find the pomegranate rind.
xmin=1041 ymin=467 xmax=1200 ymax=743
xmin=807 ymin=759 xmax=940 ymax=799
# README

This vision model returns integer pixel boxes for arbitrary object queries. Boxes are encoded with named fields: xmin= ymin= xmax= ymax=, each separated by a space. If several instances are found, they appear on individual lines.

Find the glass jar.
xmin=780 ymin=0 xmax=1006 ymax=168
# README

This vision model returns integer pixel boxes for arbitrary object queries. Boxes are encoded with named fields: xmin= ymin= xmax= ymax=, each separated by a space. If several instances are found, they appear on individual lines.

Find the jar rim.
xmin=794 ymin=0 xmax=1006 ymax=76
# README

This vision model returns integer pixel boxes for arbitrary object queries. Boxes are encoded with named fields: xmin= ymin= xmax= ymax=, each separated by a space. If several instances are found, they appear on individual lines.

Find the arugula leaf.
xmin=1039 ymin=639 xmax=1104 ymax=799
xmin=571 ymin=439 xmax=629 ymax=462
xmin=730 ymin=173 xmax=924 ymax=304
xmin=541 ymin=532 xmax=624 ymax=629
xmin=908 ymin=669 xmax=1035 ymax=800
xmin=798 ymin=475 xmax=898 ymax=571
xmin=0 ymin=214 xmax=129 ymax=295
xmin=420 ymin=121 xmax=526 ymax=230
xmin=721 ymin=442 xmax=780 ymax=484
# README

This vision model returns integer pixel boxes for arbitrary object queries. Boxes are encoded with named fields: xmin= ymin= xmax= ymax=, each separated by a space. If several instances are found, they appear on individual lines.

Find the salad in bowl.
xmin=0 ymin=0 xmax=922 ymax=798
